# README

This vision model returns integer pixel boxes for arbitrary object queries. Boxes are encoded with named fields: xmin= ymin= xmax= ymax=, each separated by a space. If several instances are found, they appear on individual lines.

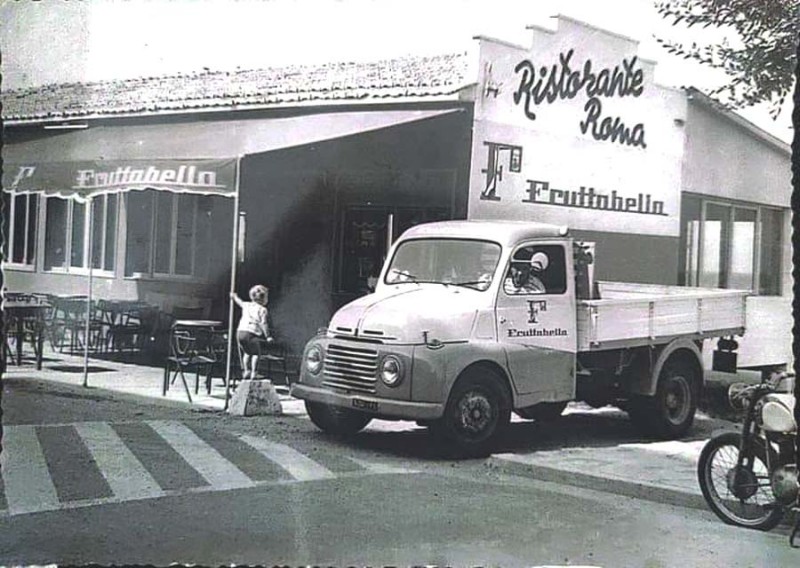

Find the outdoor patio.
xmin=2 ymin=325 xmax=296 ymax=413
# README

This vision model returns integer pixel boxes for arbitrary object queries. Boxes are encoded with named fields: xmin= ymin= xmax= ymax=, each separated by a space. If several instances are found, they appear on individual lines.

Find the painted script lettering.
xmin=513 ymin=49 xmax=647 ymax=148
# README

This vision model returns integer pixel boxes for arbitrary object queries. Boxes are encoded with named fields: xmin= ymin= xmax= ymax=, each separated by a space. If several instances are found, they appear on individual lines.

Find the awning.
xmin=2 ymin=108 xmax=459 ymax=199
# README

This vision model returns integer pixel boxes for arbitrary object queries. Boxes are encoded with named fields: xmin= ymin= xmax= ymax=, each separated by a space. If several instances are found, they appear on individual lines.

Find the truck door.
xmin=495 ymin=241 xmax=577 ymax=400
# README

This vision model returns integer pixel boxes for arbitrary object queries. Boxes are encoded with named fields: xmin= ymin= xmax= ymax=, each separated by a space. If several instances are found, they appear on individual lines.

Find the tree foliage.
xmin=655 ymin=0 xmax=799 ymax=117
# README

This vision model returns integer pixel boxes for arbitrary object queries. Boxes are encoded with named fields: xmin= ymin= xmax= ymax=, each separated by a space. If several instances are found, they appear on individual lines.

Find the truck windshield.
xmin=385 ymin=238 xmax=502 ymax=291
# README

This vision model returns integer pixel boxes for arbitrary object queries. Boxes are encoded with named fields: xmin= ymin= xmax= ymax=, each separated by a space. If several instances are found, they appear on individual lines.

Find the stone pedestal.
xmin=228 ymin=379 xmax=283 ymax=416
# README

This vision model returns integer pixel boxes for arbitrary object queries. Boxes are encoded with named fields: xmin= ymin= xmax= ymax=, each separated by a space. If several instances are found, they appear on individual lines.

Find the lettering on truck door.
xmin=495 ymin=242 xmax=577 ymax=400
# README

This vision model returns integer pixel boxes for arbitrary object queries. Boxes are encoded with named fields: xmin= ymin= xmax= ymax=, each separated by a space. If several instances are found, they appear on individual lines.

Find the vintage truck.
xmin=290 ymin=220 xmax=748 ymax=455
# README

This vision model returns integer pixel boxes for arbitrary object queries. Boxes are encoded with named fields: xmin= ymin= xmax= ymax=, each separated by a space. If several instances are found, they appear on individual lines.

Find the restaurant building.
xmin=2 ymin=16 xmax=791 ymax=371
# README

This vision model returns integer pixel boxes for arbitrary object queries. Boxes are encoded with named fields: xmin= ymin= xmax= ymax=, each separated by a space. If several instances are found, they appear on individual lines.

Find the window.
xmin=503 ymin=244 xmax=567 ymax=295
xmin=385 ymin=238 xmax=501 ymax=290
xmin=124 ymin=190 xmax=208 ymax=279
xmin=43 ymin=195 xmax=118 ymax=272
xmin=2 ymin=192 xmax=38 ymax=266
xmin=679 ymin=195 xmax=783 ymax=295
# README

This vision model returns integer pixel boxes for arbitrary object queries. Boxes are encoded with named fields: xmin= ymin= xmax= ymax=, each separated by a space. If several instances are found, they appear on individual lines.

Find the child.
xmin=230 ymin=284 xmax=273 ymax=380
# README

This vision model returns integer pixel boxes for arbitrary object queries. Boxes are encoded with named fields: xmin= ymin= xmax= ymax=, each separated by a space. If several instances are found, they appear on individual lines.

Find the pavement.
xmin=2 ymin=345 xmax=762 ymax=511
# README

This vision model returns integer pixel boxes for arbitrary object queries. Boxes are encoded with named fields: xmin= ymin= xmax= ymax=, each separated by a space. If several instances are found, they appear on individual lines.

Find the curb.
xmin=4 ymin=374 xmax=297 ymax=415
xmin=487 ymin=454 xmax=707 ymax=510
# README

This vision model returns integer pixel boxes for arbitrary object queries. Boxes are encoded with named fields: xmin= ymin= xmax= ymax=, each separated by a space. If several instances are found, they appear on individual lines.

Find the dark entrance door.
xmin=336 ymin=205 xmax=450 ymax=298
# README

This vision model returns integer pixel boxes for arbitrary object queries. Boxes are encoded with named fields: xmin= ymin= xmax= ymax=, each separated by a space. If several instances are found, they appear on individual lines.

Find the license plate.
xmin=352 ymin=398 xmax=378 ymax=411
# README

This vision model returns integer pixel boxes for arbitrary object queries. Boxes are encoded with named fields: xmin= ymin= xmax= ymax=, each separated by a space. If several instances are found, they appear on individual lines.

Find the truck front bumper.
xmin=290 ymin=383 xmax=444 ymax=421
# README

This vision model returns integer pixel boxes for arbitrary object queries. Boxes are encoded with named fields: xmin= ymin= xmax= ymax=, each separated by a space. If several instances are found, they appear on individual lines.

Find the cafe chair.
xmin=49 ymin=296 xmax=104 ymax=354
xmin=163 ymin=326 xmax=216 ymax=403
xmin=3 ymin=293 xmax=50 ymax=369
xmin=104 ymin=301 xmax=157 ymax=353
xmin=237 ymin=335 xmax=288 ymax=385
xmin=203 ymin=329 xmax=236 ymax=394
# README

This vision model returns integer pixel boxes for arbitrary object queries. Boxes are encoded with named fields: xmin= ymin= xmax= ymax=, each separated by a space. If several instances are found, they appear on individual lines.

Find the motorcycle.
xmin=697 ymin=370 xmax=799 ymax=545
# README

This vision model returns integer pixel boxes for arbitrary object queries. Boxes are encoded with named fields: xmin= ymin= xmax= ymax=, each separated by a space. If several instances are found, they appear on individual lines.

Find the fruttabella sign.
xmin=3 ymin=159 xmax=237 ymax=200
xmin=468 ymin=17 xmax=683 ymax=237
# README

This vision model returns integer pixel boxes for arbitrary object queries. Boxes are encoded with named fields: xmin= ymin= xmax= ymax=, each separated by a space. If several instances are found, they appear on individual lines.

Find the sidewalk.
xmin=488 ymin=370 xmax=758 ymax=509
xmin=4 ymin=349 xmax=755 ymax=510
xmin=2 ymin=348 xmax=307 ymax=416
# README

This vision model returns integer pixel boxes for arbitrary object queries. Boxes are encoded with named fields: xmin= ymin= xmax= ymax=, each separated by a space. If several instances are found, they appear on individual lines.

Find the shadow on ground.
xmin=300 ymin=402 xmax=741 ymax=463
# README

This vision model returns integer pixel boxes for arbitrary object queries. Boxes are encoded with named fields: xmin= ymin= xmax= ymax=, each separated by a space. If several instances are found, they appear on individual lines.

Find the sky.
xmin=0 ymin=0 xmax=793 ymax=142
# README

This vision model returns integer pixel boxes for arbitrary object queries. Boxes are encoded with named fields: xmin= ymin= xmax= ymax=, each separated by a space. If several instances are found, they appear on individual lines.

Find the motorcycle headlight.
xmin=380 ymin=355 xmax=404 ymax=387
xmin=306 ymin=345 xmax=323 ymax=375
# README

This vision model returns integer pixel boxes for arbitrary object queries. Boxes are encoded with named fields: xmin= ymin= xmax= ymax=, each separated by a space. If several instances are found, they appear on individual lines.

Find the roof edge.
xmin=686 ymin=87 xmax=791 ymax=155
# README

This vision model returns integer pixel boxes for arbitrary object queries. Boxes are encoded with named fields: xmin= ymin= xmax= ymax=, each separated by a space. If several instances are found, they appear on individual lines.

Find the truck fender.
xmin=440 ymin=341 xmax=515 ymax=406
xmin=630 ymin=338 xmax=703 ymax=397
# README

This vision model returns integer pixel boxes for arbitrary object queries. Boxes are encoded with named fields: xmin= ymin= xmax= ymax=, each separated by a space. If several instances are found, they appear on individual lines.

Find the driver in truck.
xmin=505 ymin=250 xmax=548 ymax=294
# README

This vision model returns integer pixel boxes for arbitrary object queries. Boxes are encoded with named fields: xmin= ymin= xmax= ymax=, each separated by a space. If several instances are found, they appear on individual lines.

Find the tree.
xmin=655 ymin=0 xmax=799 ymax=117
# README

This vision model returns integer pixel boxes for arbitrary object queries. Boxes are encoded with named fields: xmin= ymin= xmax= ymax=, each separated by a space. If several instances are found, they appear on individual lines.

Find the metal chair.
xmin=162 ymin=324 xmax=217 ymax=402
xmin=236 ymin=335 xmax=289 ymax=385
xmin=48 ymin=296 xmax=104 ymax=354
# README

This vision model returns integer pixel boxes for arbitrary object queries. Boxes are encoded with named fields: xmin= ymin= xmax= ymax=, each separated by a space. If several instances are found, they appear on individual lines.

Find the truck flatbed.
xmin=577 ymin=281 xmax=748 ymax=351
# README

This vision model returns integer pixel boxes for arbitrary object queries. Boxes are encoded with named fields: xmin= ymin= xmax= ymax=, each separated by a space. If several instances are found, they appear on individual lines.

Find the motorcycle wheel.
xmin=697 ymin=431 xmax=784 ymax=530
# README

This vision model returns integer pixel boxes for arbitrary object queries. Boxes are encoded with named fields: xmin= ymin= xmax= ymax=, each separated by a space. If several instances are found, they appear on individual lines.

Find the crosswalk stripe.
xmin=73 ymin=422 xmax=163 ymax=501
xmin=347 ymin=457 xmax=418 ymax=475
xmin=148 ymin=421 xmax=253 ymax=490
xmin=238 ymin=435 xmax=336 ymax=482
xmin=0 ymin=425 xmax=59 ymax=515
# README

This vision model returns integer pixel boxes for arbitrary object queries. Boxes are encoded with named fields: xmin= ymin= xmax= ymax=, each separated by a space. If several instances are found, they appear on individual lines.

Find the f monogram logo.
xmin=11 ymin=166 xmax=36 ymax=188
xmin=527 ymin=300 xmax=547 ymax=324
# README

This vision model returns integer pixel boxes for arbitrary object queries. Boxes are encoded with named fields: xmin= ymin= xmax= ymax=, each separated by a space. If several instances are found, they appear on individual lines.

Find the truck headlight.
xmin=306 ymin=345 xmax=323 ymax=375
xmin=380 ymin=355 xmax=403 ymax=387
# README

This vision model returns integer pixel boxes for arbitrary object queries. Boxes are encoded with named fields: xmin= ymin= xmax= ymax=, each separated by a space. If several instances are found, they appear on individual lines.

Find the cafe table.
xmin=173 ymin=320 xmax=223 ymax=329
xmin=4 ymin=301 xmax=51 ymax=370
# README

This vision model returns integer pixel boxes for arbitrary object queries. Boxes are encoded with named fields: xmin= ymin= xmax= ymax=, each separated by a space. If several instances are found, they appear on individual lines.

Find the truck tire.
xmin=516 ymin=401 xmax=568 ymax=421
xmin=628 ymin=359 xmax=698 ymax=439
xmin=305 ymin=401 xmax=372 ymax=436
xmin=434 ymin=367 xmax=511 ymax=457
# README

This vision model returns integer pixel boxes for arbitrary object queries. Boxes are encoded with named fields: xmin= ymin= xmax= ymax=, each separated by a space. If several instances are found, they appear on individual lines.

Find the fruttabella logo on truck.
xmin=507 ymin=327 xmax=569 ymax=338
xmin=507 ymin=300 xmax=568 ymax=337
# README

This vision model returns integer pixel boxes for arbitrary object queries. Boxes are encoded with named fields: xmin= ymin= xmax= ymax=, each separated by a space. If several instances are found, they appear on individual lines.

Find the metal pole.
xmin=224 ymin=158 xmax=242 ymax=411
xmin=82 ymin=196 xmax=94 ymax=388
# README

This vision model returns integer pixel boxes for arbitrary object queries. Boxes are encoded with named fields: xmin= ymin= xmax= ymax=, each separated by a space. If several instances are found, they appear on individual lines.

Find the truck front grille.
xmin=323 ymin=343 xmax=378 ymax=393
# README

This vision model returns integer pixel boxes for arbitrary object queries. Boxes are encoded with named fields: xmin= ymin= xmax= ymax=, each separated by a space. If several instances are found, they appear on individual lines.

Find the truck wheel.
xmin=629 ymin=360 xmax=698 ymax=439
xmin=516 ymin=401 xmax=568 ymax=421
xmin=305 ymin=401 xmax=372 ymax=436
xmin=435 ymin=368 xmax=511 ymax=457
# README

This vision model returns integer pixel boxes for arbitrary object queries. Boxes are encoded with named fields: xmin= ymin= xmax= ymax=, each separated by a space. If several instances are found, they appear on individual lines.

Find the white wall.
xmin=468 ymin=16 xmax=686 ymax=238
xmin=683 ymin=101 xmax=791 ymax=207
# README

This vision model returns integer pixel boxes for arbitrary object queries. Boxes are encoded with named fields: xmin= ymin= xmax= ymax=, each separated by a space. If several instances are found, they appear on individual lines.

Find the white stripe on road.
xmin=347 ymin=457 xmax=418 ymax=475
xmin=148 ymin=421 xmax=253 ymax=490
xmin=0 ymin=425 xmax=59 ymax=515
xmin=238 ymin=435 xmax=336 ymax=482
xmin=73 ymin=422 xmax=163 ymax=501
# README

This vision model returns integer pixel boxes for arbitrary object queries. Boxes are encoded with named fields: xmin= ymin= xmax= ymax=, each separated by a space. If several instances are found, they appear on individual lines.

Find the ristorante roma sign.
xmin=513 ymin=48 xmax=647 ymax=149
xmin=468 ymin=17 xmax=684 ymax=237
